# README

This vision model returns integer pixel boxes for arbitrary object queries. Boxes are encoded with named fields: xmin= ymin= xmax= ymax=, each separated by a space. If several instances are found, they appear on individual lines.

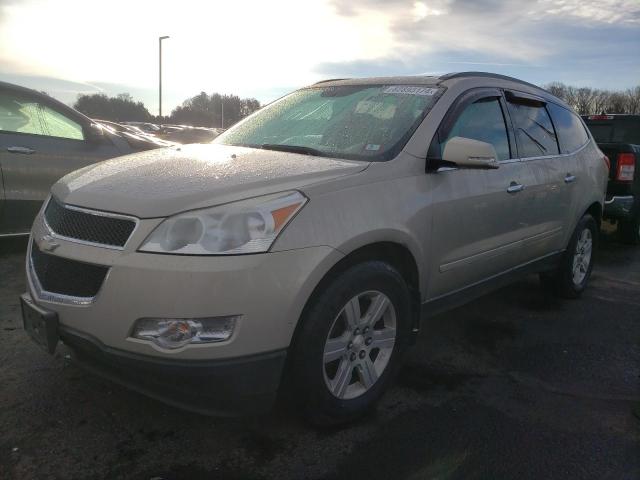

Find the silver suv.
xmin=21 ymin=73 xmax=608 ymax=425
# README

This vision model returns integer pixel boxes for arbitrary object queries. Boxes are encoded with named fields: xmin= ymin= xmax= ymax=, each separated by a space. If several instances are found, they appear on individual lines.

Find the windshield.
xmin=214 ymin=85 xmax=443 ymax=161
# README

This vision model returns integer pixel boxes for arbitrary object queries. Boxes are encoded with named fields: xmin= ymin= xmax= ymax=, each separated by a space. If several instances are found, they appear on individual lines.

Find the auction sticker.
xmin=383 ymin=86 xmax=440 ymax=96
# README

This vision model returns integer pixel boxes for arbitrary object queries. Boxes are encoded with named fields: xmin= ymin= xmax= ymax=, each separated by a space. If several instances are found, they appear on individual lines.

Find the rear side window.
xmin=443 ymin=97 xmax=510 ymax=161
xmin=506 ymin=100 xmax=559 ymax=158
xmin=548 ymin=103 xmax=589 ymax=154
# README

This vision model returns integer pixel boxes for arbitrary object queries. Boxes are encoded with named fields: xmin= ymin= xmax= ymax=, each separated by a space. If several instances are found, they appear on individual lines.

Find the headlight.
xmin=139 ymin=191 xmax=307 ymax=255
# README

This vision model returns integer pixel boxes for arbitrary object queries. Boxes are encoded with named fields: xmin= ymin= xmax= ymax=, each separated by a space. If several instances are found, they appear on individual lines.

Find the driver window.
xmin=443 ymin=97 xmax=510 ymax=161
xmin=0 ymin=91 xmax=84 ymax=140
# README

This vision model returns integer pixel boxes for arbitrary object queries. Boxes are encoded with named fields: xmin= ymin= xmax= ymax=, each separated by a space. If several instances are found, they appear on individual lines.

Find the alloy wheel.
xmin=572 ymin=228 xmax=593 ymax=285
xmin=322 ymin=290 xmax=397 ymax=400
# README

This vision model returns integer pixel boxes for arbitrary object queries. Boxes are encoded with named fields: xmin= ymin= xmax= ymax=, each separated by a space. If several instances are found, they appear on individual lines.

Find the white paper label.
xmin=383 ymin=86 xmax=440 ymax=96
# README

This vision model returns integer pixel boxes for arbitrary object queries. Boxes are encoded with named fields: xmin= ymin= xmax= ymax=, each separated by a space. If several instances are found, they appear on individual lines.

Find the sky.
xmin=0 ymin=0 xmax=638 ymax=115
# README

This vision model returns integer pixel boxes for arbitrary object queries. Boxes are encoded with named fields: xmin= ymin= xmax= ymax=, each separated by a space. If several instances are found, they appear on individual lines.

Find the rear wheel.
xmin=540 ymin=214 xmax=597 ymax=298
xmin=618 ymin=215 xmax=640 ymax=245
xmin=288 ymin=261 xmax=411 ymax=427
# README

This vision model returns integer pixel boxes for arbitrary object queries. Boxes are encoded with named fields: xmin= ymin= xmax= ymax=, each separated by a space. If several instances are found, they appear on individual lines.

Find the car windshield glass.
xmin=214 ymin=85 xmax=443 ymax=161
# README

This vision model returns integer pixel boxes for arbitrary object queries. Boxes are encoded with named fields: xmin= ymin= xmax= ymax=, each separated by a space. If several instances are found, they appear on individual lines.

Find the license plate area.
xmin=21 ymin=294 xmax=59 ymax=354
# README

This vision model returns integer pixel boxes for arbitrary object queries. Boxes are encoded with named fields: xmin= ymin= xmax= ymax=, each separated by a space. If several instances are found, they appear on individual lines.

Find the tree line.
xmin=544 ymin=82 xmax=640 ymax=115
xmin=73 ymin=82 xmax=640 ymax=127
xmin=73 ymin=91 xmax=261 ymax=127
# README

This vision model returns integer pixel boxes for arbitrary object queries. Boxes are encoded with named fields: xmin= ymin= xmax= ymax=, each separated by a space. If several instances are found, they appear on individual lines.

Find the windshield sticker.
xmin=365 ymin=144 xmax=381 ymax=151
xmin=383 ymin=86 xmax=440 ymax=96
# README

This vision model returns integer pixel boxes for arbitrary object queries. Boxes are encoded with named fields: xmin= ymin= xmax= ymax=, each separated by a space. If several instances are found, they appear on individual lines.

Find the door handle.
xmin=507 ymin=182 xmax=525 ymax=194
xmin=564 ymin=174 xmax=576 ymax=184
xmin=7 ymin=146 xmax=35 ymax=154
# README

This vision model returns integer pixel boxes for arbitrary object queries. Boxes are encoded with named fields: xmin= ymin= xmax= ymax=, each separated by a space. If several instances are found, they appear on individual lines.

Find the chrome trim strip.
xmin=44 ymin=196 xmax=140 ymax=251
xmin=517 ymin=139 xmax=591 ymax=163
xmin=27 ymin=239 xmax=108 ymax=306
xmin=436 ymin=157 xmax=521 ymax=173
xmin=605 ymin=195 xmax=633 ymax=205
xmin=0 ymin=232 xmax=30 ymax=238
xmin=434 ymin=137 xmax=592 ymax=172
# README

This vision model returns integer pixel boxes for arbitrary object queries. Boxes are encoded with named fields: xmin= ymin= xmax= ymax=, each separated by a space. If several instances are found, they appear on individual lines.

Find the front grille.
xmin=44 ymin=197 xmax=136 ymax=248
xmin=30 ymin=245 xmax=109 ymax=299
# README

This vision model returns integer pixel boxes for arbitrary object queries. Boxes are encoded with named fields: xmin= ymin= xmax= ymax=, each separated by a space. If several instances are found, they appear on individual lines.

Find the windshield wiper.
xmin=261 ymin=143 xmax=326 ymax=157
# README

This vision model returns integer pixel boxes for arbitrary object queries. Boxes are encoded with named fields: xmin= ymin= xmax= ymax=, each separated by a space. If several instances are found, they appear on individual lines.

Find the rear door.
xmin=547 ymin=103 xmax=594 ymax=231
xmin=427 ymin=89 xmax=530 ymax=298
xmin=503 ymin=91 xmax=569 ymax=263
xmin=0 ymin=88 xmax=120 ymax=234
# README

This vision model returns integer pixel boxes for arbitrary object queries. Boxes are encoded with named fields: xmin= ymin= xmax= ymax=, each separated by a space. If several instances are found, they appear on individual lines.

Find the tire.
xmin=618 ymin=215 xmax=640 ymax=245
xmin=540 ymin=214 xmax=598 ymax=299
xmin=287 ymin=261 xmax=412 ymax=427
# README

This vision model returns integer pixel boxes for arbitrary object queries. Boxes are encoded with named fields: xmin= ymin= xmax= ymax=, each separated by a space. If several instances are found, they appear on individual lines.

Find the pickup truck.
xmin=583 ymin=114 xmax=640 ymax=244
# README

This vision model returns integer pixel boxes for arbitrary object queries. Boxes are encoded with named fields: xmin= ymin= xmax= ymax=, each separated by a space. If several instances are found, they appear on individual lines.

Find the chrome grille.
xmin=44 ymin=197 xmax=136 ymax=248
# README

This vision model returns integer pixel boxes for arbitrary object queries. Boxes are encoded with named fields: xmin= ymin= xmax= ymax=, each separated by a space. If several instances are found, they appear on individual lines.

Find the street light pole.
xmin=158 ymin=35 xmax=170 ymax=118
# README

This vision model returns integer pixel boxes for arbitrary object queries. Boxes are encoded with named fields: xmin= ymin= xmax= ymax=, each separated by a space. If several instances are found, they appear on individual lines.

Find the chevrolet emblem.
xmin=38 ymin=234 xmax=60 ymax=252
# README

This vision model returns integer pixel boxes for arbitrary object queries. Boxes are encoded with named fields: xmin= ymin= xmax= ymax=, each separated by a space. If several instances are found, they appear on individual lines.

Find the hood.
xmin=52 ymin=144 xmax=369 ymax=218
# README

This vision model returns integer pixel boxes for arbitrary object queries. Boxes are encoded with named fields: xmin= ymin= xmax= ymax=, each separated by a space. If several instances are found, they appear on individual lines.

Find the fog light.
xmin=131 ymin=316 xmax=238 ymax=349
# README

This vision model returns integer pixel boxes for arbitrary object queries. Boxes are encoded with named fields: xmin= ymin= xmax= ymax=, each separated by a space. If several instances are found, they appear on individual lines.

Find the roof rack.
xmin=313 ymin=78 xmax=350 ymax=85
xmin=439 ymin=72 xmax=544 ymax=91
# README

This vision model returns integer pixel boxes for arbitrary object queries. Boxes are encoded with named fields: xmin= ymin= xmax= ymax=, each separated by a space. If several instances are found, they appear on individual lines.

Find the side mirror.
xmin=442 ymin=136 xmax=499 ymax=169
xmin=85 ymin=123 xmax=105 ymax=143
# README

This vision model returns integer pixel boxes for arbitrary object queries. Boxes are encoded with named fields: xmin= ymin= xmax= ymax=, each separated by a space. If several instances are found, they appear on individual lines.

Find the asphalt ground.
xmin=1 ymin=231 xmax=638 ymax=480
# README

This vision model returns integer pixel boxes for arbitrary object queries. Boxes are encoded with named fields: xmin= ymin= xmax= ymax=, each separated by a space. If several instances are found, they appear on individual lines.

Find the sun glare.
xmin=0 ymin=0 xmax=395 ymax=107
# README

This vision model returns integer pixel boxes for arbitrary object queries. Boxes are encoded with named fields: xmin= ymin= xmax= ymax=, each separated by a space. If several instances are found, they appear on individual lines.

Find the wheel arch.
xmin=289 ymin=240 xmax=422 ymax=357
xmin=585 ymin=201 xmax=603 ymax=227
xmin=564 ymin=200 xmax=603 ymax=249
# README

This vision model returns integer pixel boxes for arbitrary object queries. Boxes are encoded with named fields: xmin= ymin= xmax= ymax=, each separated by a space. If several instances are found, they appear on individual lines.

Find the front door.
xmin=427 ymin=90 xmax=529 ymax=298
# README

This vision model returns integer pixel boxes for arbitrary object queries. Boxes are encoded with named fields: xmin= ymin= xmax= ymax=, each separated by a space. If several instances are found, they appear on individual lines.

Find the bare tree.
xmin=626 ymin=86 xmax=640 ymax=114
xmin=544 ymin=82 xmax=640 ymax=115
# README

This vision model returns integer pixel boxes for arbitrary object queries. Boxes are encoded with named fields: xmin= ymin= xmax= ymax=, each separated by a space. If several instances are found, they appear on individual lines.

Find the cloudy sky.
xmin=0 ymin=0 xmax=638 ymax=114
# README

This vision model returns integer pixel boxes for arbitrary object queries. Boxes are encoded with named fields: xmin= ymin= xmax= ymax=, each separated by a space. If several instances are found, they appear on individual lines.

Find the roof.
xmin=312 ymin=71 xmax=541 ymax=88
xmin=310 ymin=71 xmax=562 ymax=105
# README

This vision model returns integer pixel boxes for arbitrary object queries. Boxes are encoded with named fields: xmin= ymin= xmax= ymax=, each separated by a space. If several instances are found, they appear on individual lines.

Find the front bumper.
xmin=59 ymin=322 xmax=287 ymax=415
xmin=604 ymin=195 xmax=635 ymax=219
xmin=26 ymin=210 xmax=343 ymax=360
xmin=25 ymin=205 xmax=344 ymax=413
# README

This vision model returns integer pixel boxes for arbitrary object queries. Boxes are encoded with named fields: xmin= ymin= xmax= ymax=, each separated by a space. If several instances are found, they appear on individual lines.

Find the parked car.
xmin=94 ymin=119 xmax=176 ymax=149
xmin=583 ymin=114 xmax=640 ymax=243
xmin=0 ymin=81 xmax=166 ymax=236
xmin=121 ymin=121 xmax=161 ymax=134
xmin=158 ymin=125 xmax=219 ymax=144
xmin=21 ymin=73 xmax=607 ymax=425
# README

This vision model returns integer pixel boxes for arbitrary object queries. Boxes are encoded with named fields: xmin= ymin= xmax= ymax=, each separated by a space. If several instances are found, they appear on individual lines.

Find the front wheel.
xmin=287 ymin=261 xmax=412 ymax=427
xmin=540 ymin=214 xmax=597 ymax=298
